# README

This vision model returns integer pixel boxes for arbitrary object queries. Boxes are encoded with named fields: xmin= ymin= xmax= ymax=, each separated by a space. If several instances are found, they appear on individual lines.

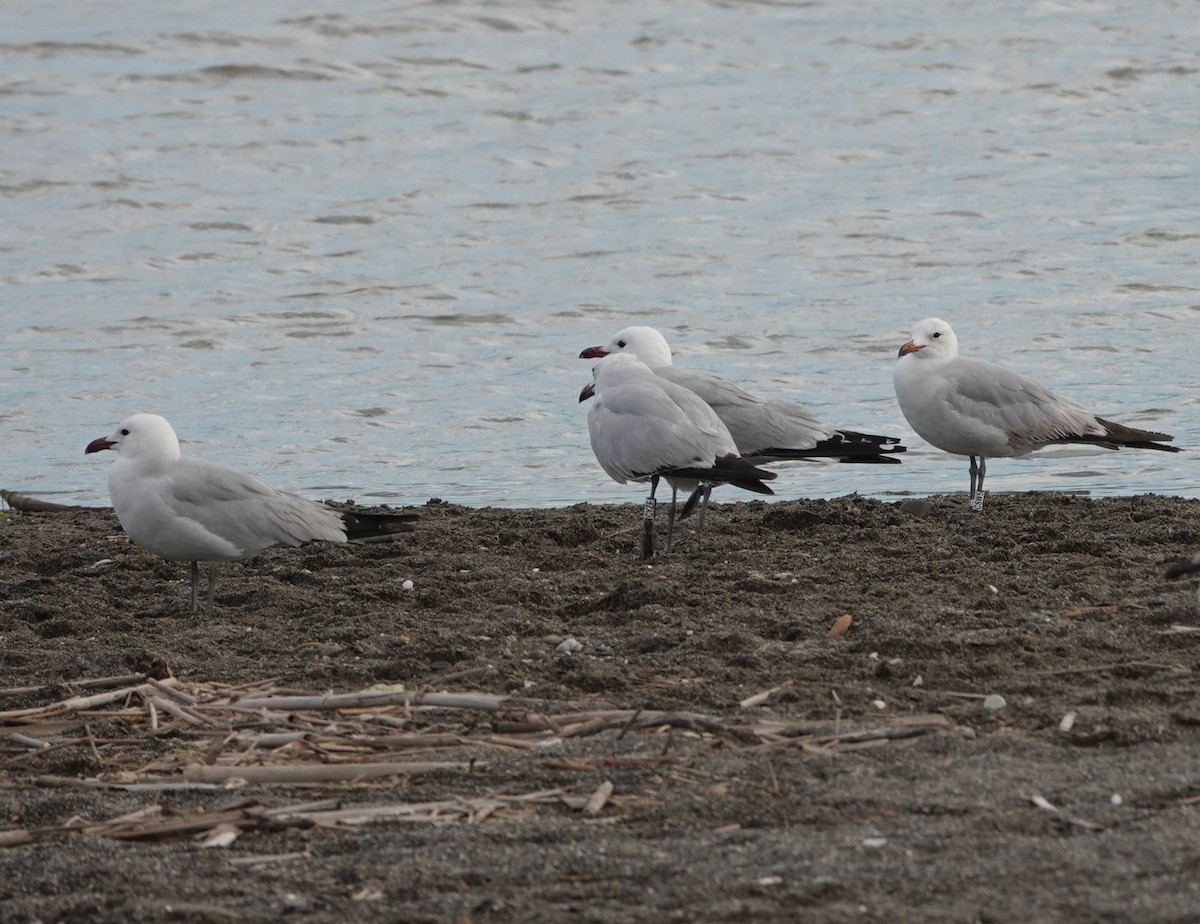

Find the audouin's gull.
xmin=580 ymin=353 xmax=775 ymax=557
xmin=580 ymin=325 xmax=906 ymax=464
xmin=85 ymin=413 xmax=417 ymax=613
xmin=892 ymin=317 xmax=1180 ymax=510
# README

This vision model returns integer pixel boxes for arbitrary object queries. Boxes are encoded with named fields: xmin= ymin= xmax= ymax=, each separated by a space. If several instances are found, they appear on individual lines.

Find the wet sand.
xmin=2 ymin=493 xmax=1199 ymax=922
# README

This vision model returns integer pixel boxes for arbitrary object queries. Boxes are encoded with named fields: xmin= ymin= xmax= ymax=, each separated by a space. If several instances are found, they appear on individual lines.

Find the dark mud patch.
xmin=2 ymin=493 xmax=1199 ymax=922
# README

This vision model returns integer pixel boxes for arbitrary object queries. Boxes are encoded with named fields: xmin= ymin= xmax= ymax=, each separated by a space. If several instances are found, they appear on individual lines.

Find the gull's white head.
xmin=593 ymin=351 xmax=654 ymax=381
xmin=579 ymin=352 xmax=655 ymax=402
xmin=85 ymin=413 xmax=182 ymax=466
xmin=579 ymin=326 xmax=674 ymax=368
xmin=897 ymin=317 xmax=958 ymax=361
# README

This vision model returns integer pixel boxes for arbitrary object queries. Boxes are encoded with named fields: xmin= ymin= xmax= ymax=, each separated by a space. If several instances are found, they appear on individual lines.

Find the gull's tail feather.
xmin=667 ymin=454 xmax=777 ymax=496
xmin=749 ymin=431 xmax=907 ymax=465
xmin=1087 ymin=418 xmax=1180 ymax=452
xmin=339 ymin=509 xmax=420 ymax=541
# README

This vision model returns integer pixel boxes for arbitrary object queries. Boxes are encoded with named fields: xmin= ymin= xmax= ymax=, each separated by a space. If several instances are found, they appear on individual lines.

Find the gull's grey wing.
xmin=588 ymin=379 xmax=735 ymax=484
xmin=655 ymin=366 xmax=834 ymax=454
xmin=164 ymin=458 xmax=347 ymax=558
xmin=943 ymin=357 xmax=1103 ymax=453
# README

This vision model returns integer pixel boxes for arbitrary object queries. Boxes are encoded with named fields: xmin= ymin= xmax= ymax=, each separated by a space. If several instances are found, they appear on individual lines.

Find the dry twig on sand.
xmin=1 ymin=671 xmax=973 ymax=846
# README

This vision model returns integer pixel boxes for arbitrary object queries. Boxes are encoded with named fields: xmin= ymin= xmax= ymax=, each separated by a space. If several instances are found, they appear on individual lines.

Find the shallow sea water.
xmin=3 ymin=0 xmax=1197 ymax=508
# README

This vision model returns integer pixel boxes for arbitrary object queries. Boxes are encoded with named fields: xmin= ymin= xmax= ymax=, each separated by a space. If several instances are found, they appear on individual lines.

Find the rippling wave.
xmin=2 ymin=1 xmax=1197 ymax=507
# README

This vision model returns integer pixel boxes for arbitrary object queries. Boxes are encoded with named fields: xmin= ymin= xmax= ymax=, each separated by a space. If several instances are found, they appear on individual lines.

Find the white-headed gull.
xmin=85 ymin=413 xmax=417 ymax=613
xmin=893 ymin=318 xmax=1181 ymax=510
xmin=579 ymin=325 xmax=906 ymax=464
xmin=1165 ymin=554 xmax=1200 ymax=610
xmin=581 ymin=353 xmax=776 ymax=556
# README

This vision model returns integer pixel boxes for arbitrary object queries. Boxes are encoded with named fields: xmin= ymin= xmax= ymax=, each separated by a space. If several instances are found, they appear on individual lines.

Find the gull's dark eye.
xmin=932 ymin=332 xmax=941 ymax=339
xmin=617 ymin=340 xmax=626 ymax=348
xmin=120 ymin=429 xmax=129 ymax=436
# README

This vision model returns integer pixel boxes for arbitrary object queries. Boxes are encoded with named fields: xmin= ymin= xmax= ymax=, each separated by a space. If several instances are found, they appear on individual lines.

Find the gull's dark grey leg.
xmin=969 ymin=456 xmax=987 ymax=511
xmin=664 ymin=482 xmax=679 ymax=556
xmin=189 ymin=561 xmax=200 ymax=612
xmin=206 ymin=563 xmax=218 ymax=615
xmin=642 ymin=475 xmax=659 ymax=561
xmin=695 ymin=484 xmax=713 ymax=531
xmin=678 ymin=486 xmax=703 ymax=520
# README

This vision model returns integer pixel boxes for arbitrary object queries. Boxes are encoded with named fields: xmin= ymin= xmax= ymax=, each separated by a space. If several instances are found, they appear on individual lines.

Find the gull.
xmin=85 ymin=413 xmax=418 ymax=613
xmin=580 ymin=352 xmax=776 ymax=556
xmin=579 ymin=325 xmax=906 ymax=465
xmin=1165 ymin=554 xmax=1200 ymax=611
xmin=893 ymin=317 xmax=1181 ymax=510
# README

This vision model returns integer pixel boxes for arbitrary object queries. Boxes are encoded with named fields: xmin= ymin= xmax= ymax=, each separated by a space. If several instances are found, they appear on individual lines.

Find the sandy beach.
xmin=2 ymin=492 xmax=1199 ymax=922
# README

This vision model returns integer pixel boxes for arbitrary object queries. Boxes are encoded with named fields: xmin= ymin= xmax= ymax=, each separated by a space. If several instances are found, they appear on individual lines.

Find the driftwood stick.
xmin=492 ymin=715 xmax=559 ymax=734
xmin=0 ymin=490 xmax=87 ymax=513
xmin=478 ymin=735 xmax=544 ymax=750
xmin=73 ymin=673 xmax=153 ymax=691
xmin=0 ymin=683 xmax=150 ymax=719
xmin=262 ymin=799 xmax=342 ymax=817
xmin=58 ymin=683 xmax=158 ymax=713
xmin=358 ymin=713 xmax=413 ymax=729
xmin=0 ymin=673 xmax=150 ymax=698
xmin=739 ymin=685 xmax=787 ymax=709
xmin=0 ymin=830 xmax=34 ymax=847
xmin=236 ymin=731 xmax=312 ymax=747
xmin=269 ymin=798 xmax=503 ymax=826
xmin=147 ymin=696 xmax=215 ymax=727
xmin=229 ymin=690 xmax=510 ymax=713
xmin=557 ymin=717 xmax=622 ymax=739
xmin=1030 ymin=793 xmax=1106 ymax=832
xmin=491 ymin=788 xmax=567 ymax=803
xmin=237 ymin=731 xmax=498 ymax=751
xmin=0 ymin=719 xmax=85 ymax=740
xmin=83 ymin=722 xmax=103 ymax=767
xmin=182 ymin=760 xmax=478 ymax=784
xmin=198 ymin=822 xmax=242 ymax=849
xmin=145 ymin=676 xmax=191 ymax=705
xmin=0 ymin=685 xmax=46 ymax=697
xmin=533 ymin=710 xmax=631 ymax=725
xmin=498 ymin=709 xmax=746 ymax=737
xmin=811 ymin=723 xmax=957 ymax=747
xmin=6 ymin=733 xmax=50 ymax=750
xmin=34 ymin=775 xmax=225 ymax=792
xmin=470 ymin=803 xmax=498 ymax=824
xmin=86 ymin=806 xmax=263 ymax=841
xmin=582 ymin=780 xmax=614 ymax=816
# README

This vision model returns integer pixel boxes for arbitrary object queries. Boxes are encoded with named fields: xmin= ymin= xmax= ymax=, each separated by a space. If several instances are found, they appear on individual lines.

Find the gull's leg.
xmin=206 ymin=563 xmax=218 ymax=615
xmin=642 ymin=475 xmax=659 ymax=561
xmin=969 ymin=456 xmax=987 ymax=512
xmin=695 ymin=484 xmax=713 ymax=531
xmin=679 ymin=486 xmax=704 ymax=520
xmin=664 ymin=482 xmax=679 ymax=556
xmin=189 ymin=561 xmax=199 ymax=613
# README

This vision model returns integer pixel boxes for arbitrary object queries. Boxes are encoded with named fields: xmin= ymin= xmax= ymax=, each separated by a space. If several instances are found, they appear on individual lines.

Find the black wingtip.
xmin=341 ymin=510 xmax=420 ymax=540
xmin=751 ymin=432 xmax=908 ymax=464
xmin=1094 ymin=417 xmax=1182 ymax=452
xmin=660 ymin=454 xmax=776 ymax=496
